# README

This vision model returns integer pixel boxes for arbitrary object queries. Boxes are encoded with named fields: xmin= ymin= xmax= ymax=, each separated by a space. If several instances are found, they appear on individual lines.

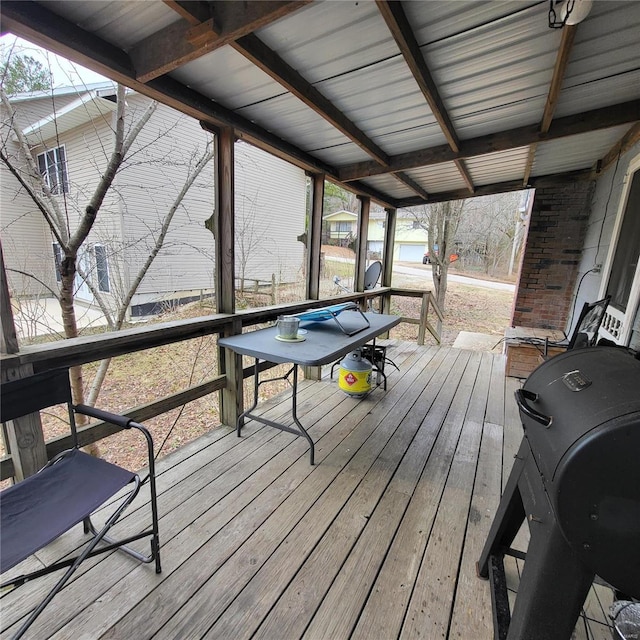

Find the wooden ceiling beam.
xmin=132 ymin=1 xmax=310 ymax=82
xmin=541 ymin=26 xmax=577 ymax=133
xmin=163 ymin=1 xmax=213 ymax=26
xmin=0 ymin=1 xmax=340 ymax=178
xmin=339 ymin=99 xmax=640 ymax=181
xmin=376 ymin=0 xmax=474 ymax=193
xmin=523 ymin=25 xmax=577 ymax=185
xmin=232 ymin=34 xmax=390 ymax=166
xmin=454 ymin=159 xmax=475 ymax=193
xmin=376 ymin=0 xmax=459 ymax=152
xmin=590 ymin=122 xmax=640 ymax=178
xmin=393 ymin=172 xmax=430 ymax=200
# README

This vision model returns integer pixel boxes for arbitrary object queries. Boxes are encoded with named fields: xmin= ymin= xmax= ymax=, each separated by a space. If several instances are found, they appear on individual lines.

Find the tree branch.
xmin=0 ymin=149 xmax=66 ymax=247
xmin=0 ymin=86 xmax=68 ymax=238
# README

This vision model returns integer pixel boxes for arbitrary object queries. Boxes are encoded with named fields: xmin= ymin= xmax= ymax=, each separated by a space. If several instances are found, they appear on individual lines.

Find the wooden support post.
xmin=418 ymin=292 xmax=429 ymax=345
xmin=355 ymin=195 xmax=370 ymax=293
xmin=303 ymin=173 xmax=325 ymax=381
xmin=2 ymin=364 xmax=48 ymax=481
xmin=383 ymin=207 xmax=396 ymax=288
xmin=0 ymin=242 xmax=45 ymax=480
xmin=380 ymin=207 xmax=397 ymax=333
xmin=214 ymin=127 xmax=243 ymax=426
xmin=0 ymin=241 xmax=19 ymax=354
xmin=215 ymin=127 xmax=235 ymax=315
xmin=219 ymin=317 xmax=244 ymax=428
xmin=306 ymin=173 xmax=324 ymax=301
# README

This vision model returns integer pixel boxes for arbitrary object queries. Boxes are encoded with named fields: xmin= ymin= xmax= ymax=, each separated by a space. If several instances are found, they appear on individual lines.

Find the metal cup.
xmin=277 ymin=315 xmax=300 ymax=339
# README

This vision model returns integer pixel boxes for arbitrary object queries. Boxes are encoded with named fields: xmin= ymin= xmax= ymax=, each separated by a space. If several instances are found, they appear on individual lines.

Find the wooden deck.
xmin=2 ymin=342 xmax=616 ymax=639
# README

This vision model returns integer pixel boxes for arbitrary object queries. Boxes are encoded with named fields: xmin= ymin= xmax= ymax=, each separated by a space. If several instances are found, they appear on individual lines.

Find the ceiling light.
xmin=548 ymin=0 xmax=593 ymax=28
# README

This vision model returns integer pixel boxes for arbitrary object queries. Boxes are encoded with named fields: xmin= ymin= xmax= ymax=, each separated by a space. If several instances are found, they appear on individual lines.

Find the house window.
xmin=94 ymin=244 xmax=110 ymax=293
xmin=52 ymin=242 xmax=62 ymax=282
xmin=37 ymin=146 xmax=69 ymax=195
xmin=335 ymin=221 xmax=352 ymax=233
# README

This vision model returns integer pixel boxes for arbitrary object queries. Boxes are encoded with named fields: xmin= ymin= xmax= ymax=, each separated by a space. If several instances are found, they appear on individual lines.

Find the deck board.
xmin=1 ymin=343 xmax=617 ymax=640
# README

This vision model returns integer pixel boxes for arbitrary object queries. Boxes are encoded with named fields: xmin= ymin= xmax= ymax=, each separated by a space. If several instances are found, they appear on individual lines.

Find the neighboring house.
xmin=323 ymin=210 xmax=357 ymax=243
xmin=368 ymin=209 xmax=428 ymax=262
xmin=0 ymin=82 xmax=306 ymax=321
xmin=323 ymin=209 xmax=428 ymax=262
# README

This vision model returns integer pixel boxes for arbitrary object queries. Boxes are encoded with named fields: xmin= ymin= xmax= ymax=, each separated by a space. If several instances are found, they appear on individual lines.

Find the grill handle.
xmin=515 ymin=389 xmax=552 ymax=427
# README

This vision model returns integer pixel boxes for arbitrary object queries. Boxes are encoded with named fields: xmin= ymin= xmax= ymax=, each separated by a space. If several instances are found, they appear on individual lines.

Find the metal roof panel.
xmin=464 ymin=147 xmax=531 ymax=186
xmin=405 ymin=163 xmax=468 ymax=194
xmin=43 ymin=0 xmax=176 ymax=48
xmin=532 ymin=126 xmax=631 ymax=176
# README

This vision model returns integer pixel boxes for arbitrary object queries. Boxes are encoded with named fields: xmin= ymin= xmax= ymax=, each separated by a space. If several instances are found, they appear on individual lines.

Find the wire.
xmin=567 ymin=267 xmax=599 ymax=334
xmin=595 ymin=150 xmax=622 ymax=268
xmin=568 ymin=149 xmax=622 ymax=331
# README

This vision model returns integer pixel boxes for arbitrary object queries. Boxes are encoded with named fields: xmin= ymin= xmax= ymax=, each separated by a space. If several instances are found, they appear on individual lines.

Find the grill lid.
xmin=520 ymin=347 xmax=640 ymax=483
xmin=519 ymin=346 xmax=640 ymax=597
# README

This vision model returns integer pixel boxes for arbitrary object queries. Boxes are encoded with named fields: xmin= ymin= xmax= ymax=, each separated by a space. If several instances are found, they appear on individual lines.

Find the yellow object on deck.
xmin=338 ymin=350 xmax=372 ymax=397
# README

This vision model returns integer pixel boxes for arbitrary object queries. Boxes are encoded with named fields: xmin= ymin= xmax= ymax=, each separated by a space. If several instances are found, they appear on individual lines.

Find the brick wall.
xmin=511 ymin=181 xmax=594 ymax=330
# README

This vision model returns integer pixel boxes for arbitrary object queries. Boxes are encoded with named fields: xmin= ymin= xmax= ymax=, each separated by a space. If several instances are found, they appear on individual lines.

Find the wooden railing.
xmin=387 ymin=288 xmax=443 ymax=345
xmin=1 ymin=288 xmax=442 ymax=481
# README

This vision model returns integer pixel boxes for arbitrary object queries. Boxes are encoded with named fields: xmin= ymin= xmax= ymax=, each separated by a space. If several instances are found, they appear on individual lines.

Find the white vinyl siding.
xmin=1 ymin=86 xmax=307 ymax=314
xmin=116 ymin=97 xmax=216 ymax=299
xmin=0 ymin=134 xmax=58 ymax=296
xmin=572 ymin=139 xmax=640 ymax=342
xmin=234 ymin=141 xmax=306 ymax=285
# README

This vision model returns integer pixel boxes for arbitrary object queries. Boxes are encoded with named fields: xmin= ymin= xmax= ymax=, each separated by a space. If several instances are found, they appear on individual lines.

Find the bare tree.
xmin=457 ymin=192 xmax=524 ymax=276
xmin=1 ymin=78 xmax=215 ymax=413
xmin=409 ymin=199 xmax=465 ymax=310
xmin=1 ymin=84 xmax=154 ymax=409
xmin=85 ymin=141 xmax=214 ymax=404
xmin=235 ymin=192 xmax=264 ymax=293
xmin=323 ymin=181 xmax=358 ymax=214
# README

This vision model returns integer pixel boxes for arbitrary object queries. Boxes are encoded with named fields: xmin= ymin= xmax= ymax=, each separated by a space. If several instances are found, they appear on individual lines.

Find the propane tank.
xmin=338 ymin=349 xmax=372 ymax=397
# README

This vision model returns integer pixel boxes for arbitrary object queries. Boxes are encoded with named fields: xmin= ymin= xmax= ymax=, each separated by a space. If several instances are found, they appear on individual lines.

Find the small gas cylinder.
xmin=338 ymin=349 xmax=372 ymax=397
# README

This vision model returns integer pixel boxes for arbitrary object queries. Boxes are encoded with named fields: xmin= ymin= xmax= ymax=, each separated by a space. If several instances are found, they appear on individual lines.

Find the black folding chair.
xmin=0 ymin=368 xmax=161 ymax=639
xmin=566 ymin=295 xmax=611 ymax=349
xmin=542 ymin=296 xmax=611 ymax=358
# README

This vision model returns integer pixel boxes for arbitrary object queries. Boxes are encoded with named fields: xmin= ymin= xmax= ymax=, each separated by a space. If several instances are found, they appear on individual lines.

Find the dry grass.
xmin=5 ymin=247 xmax=513 ymax=478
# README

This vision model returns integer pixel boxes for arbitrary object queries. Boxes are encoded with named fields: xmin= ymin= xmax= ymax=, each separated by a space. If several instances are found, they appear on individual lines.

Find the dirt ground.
xmin=6 ymin=248 xmax=514 ymax=477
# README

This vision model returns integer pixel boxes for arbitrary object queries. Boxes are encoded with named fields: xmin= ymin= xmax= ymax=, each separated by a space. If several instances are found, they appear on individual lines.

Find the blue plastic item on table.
xmin=295 ymin=302 xmax=369 ymax=336
xmin=295 ymin=302 xmax=358 ymax=322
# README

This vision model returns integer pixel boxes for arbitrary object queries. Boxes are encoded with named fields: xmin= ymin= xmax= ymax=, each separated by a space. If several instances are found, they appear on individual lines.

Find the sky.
xmin=1 ymin=35 xmax=108 ymax=88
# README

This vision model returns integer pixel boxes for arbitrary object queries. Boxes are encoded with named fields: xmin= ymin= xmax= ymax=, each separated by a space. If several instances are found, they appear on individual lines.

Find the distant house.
xmin=323 ymin=210 xmax=357 ymax=244
xmin=368 ymin=209 xmax=429 ymax=262
xmin=323 ymin=209 xmax=428 ymax=262
xmin=1 ymin=82 xmax=307 ymax=319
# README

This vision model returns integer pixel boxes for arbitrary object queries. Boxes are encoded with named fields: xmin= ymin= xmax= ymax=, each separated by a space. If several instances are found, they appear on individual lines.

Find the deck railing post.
xmin=219 ymin=317 xmax=244 ymax=428
xmin=418 ymin=293 xmax=429 ymax=345
xmin=2 ymin=363 xmax=48 ymax=481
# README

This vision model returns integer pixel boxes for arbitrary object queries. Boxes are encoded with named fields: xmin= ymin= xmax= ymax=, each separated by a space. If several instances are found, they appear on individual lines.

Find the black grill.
xmin=478 ymin=346 xmax=640 ymax=640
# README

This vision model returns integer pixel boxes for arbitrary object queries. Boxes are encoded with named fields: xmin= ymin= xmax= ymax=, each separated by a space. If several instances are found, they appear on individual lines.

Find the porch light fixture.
xmin=548 ymin=0 xmax=593 ymax=28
